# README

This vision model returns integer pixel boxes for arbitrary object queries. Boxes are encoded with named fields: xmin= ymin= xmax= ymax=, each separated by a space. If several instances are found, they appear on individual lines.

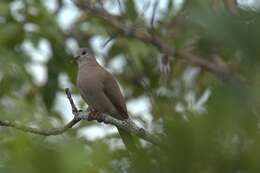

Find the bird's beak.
xmin=71 ymin=56 xmax=79 ymax=63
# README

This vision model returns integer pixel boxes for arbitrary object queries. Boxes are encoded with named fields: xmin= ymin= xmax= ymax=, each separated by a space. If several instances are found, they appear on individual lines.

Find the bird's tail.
xmin=117 ymin=127 xmax=138 ymax=153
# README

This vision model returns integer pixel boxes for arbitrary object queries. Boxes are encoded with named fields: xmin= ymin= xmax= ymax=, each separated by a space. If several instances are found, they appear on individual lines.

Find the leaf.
xmin=106 ymin=42 xmax=123 ymax=64
xmin=125 ymin=0 xmax=138 ymax=22
xmin=0 ymin=22 xmax=23 ymax=47
xmin=41 ymin=58 xmax=59 ymax=110
xmin=0 ymin=2 xmax=9 ymax=16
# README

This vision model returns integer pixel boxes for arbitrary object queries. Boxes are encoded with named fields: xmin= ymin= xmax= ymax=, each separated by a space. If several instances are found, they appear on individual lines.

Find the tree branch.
xmin=73 ymin=0 xmax=240 ymax=80
xmin=65 ymin=88 xmax=162 ymax=146
xmin=150 ymin=0 xmax=159 ymax=29
xmin=0 ymin=89 xmax=162 ymax=146
xmin=223 ymin=0 xmax=239 ymax=15
xmin=0 ymin=118 xmax=80 ymax=136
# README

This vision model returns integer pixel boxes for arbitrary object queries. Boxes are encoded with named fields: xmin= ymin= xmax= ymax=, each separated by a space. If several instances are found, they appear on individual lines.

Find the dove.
xmin=74 ymin=47 xmax=136 ymax=151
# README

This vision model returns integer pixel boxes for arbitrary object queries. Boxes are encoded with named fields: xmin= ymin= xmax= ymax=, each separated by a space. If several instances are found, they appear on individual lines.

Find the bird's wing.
xmin=103 ymin=72 xmax=128 ymax=120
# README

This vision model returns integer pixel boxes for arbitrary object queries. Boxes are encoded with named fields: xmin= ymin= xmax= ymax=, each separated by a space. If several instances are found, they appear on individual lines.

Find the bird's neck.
xmin=78 ymin=58 xmax=98 ymax=68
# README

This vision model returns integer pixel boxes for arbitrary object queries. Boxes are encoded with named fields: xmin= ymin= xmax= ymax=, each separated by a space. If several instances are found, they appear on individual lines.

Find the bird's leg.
xmin=96 ymin=114 xmax=105 ymax=123
xmin=88 ymin=108 xmax=98 ymax=121
xmin=87 ymin=108 xmax=107 ymax=123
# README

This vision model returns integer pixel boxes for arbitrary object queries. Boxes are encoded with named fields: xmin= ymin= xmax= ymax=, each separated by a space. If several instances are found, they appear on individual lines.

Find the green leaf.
xmin=0 ymin=2 xmax=9 ymax=16
xmin=0 ymin=22 xmax=23 ymax=47
xmin=125 ymin=0 xmax=138 ymax=22
xmin=41 ymin=58 xmax=59 ymax=110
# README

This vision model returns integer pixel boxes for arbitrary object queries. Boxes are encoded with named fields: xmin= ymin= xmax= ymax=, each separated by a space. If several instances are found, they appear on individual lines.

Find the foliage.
xmin=0 ymin=0 xmax=260 ymax=173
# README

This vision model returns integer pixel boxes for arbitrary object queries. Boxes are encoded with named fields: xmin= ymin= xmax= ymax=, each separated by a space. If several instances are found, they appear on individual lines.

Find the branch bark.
xmin=65 ymin=88 xmax=162 ymax=146
xmin=0 ymin=118 xmax=80 ymax=136
xmin=72 ymin=0 xmax=238 ymax=79
xmin=224 ymin=0 xmax=239 ymax=15
xmin=0 ymin=89 xmax=162 ymax=146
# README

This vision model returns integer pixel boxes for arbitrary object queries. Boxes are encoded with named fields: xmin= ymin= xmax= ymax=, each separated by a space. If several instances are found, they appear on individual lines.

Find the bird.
xmin=73 ymin=47 xmax=137 ymax=152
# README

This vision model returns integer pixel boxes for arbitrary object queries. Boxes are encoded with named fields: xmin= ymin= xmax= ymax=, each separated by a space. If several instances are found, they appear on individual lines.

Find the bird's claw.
xmin=87 ymin=109 xmax=107 ymax=123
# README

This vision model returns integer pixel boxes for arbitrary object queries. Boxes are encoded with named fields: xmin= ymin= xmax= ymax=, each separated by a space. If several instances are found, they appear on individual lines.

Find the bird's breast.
xmin=77 ymin=66 xmax=105 ymax=91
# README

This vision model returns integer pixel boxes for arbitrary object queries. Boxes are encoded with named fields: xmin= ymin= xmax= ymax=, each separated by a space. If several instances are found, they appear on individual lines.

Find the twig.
xmin=117 ymin=0 xmax=124 ymax=14
xmin=73 ymin=0 xmax=240 ymax=79
xmin=65 ymin=89 xmax=163 ymax=146
xmin=0 ymin=118 xmax=80 ymax=136
xmin=176 ymin=50 xmax=229 ymax=75
xmin=102 ymin=33 xmax=117 ymax=48
xmin=0 ymin=89 xmax=163 ymax=146
xmin=0 ymin=89 xmax=81 ymax=136
xmin=65 ymin=88 xmax=78 ymax=115
xmin=150 ymin=0 xmax=159 ymax=29
xmin=138 ymin=0 xmax=151 ymax=20
xmin=224 ymin=0 xmax=239 ymax=15
xmin=54 ymin=0 xmax=63 ymax=15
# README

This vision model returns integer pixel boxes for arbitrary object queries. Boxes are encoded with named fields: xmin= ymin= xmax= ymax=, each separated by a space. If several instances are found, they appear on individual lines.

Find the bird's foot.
xmin=88 ymin=109 xmax=105 ymax=123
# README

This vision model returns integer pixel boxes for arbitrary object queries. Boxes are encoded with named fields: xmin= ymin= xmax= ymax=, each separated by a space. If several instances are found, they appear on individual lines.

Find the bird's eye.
xmin=82 ymin=51 xmax=86 ymax=55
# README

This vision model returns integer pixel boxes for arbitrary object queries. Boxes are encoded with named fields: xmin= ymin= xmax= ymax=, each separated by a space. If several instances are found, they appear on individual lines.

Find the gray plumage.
xmin=74 ymin=48 xmax=136 ymax=151
xmin=74 ymin=48 xmax=128 ymax=120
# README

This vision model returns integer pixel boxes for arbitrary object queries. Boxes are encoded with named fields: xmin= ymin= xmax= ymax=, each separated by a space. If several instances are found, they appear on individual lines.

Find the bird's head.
xmin=73 ymin=47 xmax=95 ymax=64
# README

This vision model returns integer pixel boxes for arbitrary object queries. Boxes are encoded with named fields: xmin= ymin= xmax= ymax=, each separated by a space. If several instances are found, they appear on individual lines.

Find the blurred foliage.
xmin=0 ymin=0 xmax=260 ymax=173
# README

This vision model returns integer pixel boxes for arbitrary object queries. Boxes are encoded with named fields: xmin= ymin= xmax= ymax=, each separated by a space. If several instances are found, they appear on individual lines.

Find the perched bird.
xmin=74 ymin=47 xmax=136 ymax=151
